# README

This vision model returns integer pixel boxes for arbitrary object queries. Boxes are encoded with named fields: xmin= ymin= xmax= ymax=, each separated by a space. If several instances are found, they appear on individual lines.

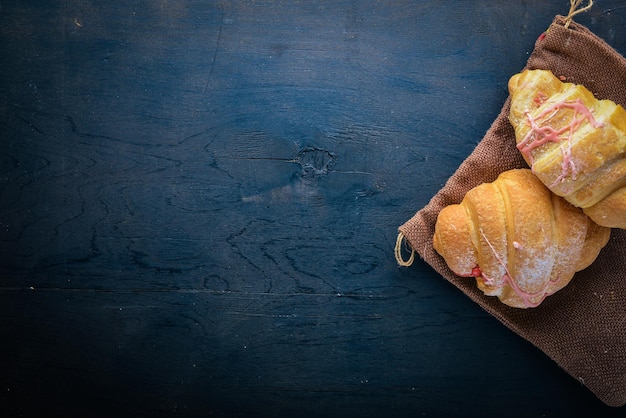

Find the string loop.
xmin=394 ymin=232 xmax=415 ymax=267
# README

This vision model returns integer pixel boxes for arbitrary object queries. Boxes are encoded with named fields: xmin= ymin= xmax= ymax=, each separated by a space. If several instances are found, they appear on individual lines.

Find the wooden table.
xmin=2 ymin=1 xmax=625 ymax=416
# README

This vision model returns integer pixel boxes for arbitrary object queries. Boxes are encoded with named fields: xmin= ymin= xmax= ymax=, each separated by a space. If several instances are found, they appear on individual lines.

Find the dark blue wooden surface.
xmin=2 ymin=1 xmax=626 ymax=417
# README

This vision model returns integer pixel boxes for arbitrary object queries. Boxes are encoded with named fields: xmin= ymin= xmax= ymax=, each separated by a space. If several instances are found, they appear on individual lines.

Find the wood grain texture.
xmin=1 ymin=1 xmax=626 ymax=417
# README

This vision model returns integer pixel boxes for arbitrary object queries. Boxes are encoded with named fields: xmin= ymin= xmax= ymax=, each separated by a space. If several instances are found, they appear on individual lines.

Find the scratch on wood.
xmin=203 ymin=6 xmax=225 ymax=95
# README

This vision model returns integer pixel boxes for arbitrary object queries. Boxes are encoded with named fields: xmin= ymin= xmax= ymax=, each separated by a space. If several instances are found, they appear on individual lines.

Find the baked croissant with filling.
xmin=508 ymin=69 xmax=626 ymax=229
xmin=433 ymin=169 xmax=610 ymax=308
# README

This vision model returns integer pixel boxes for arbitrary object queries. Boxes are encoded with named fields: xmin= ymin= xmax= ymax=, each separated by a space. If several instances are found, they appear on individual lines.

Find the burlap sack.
xmin=397 ymin=15 xmax=626 ymax=407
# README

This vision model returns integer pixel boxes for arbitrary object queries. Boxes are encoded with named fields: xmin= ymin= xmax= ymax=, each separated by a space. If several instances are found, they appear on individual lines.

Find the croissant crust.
xmin=433 ymin=169 xmax=610 ymax=309
xmin=508 ymin=69 xmax=626 ymax=229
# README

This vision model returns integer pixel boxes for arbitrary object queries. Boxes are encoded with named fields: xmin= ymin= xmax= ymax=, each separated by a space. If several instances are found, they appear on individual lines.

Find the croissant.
xmin=508 ymin=69 xmax=626 ymax=229
xmin=433 ymin=169 xmax=610 ymax=308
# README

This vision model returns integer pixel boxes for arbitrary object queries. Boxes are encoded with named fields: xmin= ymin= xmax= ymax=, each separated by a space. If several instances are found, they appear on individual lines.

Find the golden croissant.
xmin=508 ymin=69 xmax=626 ymax=229
xmin=433 ymin=169 xmax=610 ymax=309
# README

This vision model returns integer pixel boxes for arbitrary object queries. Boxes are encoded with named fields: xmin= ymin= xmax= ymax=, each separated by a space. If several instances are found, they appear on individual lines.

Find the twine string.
xmin=394 ymin=232 xmax=415 ymax=267
xmin=564 ymin=0 xmax=593 ymax=28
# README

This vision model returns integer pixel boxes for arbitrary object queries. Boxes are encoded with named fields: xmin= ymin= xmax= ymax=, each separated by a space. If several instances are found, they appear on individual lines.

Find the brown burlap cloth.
xmin=397 ymin=16 xmax=626 ymax=407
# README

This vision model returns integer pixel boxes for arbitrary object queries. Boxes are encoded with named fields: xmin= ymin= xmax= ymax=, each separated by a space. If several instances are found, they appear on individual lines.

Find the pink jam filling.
xmin=460 ymin=229 xmax=561 ymax=308
xmin=516 ymin=98 xmax=604 ymax=186
xmin=470 ymin=266 xmax=559 ymax=308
